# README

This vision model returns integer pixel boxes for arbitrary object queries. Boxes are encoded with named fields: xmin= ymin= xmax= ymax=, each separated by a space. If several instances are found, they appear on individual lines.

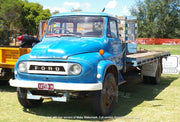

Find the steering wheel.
xmin=54 ymin=28 xmax=70 ymax=34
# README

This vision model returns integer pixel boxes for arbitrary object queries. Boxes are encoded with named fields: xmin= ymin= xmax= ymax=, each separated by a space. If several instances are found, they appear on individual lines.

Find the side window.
xmin=107 ymin=19 xmax=118 ymax=38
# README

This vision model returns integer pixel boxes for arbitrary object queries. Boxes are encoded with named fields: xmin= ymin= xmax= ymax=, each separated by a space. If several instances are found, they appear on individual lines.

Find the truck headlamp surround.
xmin=69 ymin=63 xmax=82 ymax=75
xmin=18 ymin=62 xmax=27 ymax=73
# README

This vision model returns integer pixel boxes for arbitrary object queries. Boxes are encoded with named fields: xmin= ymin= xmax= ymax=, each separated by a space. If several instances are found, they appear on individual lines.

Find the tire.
xmin=93 ymin=73 xmax=118 ymax=116
xmin=143 ymin=76 xmax=151 ymax=84
xmin=0 ymin=68 xmax=13 ymax=85
xmin=0 ymin=79 xmax=8 ymax=85
xmin=17 ymin=88 xmax=43 ymax=108
xmin=151 ymin=61 xmax=162 ymax=84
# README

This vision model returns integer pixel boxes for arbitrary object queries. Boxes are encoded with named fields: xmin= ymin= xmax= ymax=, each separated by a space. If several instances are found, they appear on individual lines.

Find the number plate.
xmin=38 ymin=83 xmax=54 ymax=91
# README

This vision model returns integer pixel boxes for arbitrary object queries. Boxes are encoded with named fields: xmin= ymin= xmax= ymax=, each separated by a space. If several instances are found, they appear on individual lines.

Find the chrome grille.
xmin=27 ymin=62 xmax=68 ymax=75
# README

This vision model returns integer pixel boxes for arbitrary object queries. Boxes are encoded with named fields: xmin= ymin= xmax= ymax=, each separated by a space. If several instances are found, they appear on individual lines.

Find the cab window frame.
xmin=107 ymin=18 xmax=119 ymax=39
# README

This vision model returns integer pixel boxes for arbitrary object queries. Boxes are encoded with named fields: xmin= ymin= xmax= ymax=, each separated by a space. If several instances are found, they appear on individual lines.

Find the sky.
xmin=28 ymin=0 xmax=139 ymax=16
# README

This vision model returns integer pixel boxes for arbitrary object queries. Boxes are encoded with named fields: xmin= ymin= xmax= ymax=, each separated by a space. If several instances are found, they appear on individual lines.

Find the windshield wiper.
xmin=60 ymin=34 xmax=81 ymax=38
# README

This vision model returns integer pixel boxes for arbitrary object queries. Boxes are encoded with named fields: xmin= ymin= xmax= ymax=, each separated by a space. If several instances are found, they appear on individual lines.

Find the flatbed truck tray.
xmin=0 ymin=47 xmax=30 ymax=69
xmin=126 ymin=50 xmax=170 ymax=67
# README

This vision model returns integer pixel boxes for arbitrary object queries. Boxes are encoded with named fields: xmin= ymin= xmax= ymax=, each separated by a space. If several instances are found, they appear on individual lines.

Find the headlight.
xmin=69 ymin=64 xmax=82 ymax=75
xmin=18 ymin=62 xmax=27 ymax=73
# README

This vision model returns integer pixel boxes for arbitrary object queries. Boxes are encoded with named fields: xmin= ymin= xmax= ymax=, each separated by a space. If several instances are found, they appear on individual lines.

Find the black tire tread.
xmin=151 ymin=61 xmax=162 ymax=84
xmin=93 ymin=73 xmax=117 ymax=116
xmin=17 ymin=87 xmax=43 ymax=108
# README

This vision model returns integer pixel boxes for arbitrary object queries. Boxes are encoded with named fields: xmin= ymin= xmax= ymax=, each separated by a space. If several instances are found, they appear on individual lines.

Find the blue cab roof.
xmin=51 ymin=12 xmax=115 ymax=18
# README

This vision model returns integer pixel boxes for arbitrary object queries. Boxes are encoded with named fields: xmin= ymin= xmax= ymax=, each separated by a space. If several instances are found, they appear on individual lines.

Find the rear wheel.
xmin=151 ymin=61 xmax=162 ymax=84
xmin=93 ymin=73 xmax=117 ymax=116
xmin=143 ymin=76 xmax=151 ymax=84
xmin=17 ymin=88 xmax=43 ymax=108
xmin=142 ymin=60 xmax=162 ymax=84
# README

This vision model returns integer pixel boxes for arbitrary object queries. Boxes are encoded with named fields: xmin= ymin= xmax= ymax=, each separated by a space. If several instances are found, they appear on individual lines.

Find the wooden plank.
xmin=126 ymin=51 xmax=167 ymax=59
xmin=0 ymin=47 xmax=29 ymax=69
xmin=126 ymin=50 xmax=170 ymax=67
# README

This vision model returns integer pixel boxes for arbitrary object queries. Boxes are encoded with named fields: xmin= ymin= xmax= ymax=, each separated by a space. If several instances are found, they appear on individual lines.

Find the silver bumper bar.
xmin=9 ymin=79 xmax=102 ymax=91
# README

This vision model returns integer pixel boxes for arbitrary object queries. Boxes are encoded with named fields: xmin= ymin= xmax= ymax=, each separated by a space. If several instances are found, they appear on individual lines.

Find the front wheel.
xmin=17 ymin=88 xmax=43 ymax=108
xmin=93 ymin=73 xmax=118 ymax=116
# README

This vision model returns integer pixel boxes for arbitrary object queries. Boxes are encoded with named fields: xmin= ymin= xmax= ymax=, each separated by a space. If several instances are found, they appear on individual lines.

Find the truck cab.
xmin=9 ymin=12 xmax=170 ymax=116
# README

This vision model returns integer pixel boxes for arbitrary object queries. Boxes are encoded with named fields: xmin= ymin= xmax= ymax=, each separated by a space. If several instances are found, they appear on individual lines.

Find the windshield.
xmin=45 ymin=16 xmax=104 ymax=38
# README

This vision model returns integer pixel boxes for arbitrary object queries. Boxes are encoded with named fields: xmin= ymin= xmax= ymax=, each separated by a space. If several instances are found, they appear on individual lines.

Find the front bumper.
xmin=9 ymin=79 xmax=102 ymax=91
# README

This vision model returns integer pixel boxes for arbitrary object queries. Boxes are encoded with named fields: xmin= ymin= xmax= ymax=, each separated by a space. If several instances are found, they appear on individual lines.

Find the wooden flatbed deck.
xmin=0 ymin=47 xmax=30 ymax=69
xmin=126 ymin=50 xmax=170 ymax=66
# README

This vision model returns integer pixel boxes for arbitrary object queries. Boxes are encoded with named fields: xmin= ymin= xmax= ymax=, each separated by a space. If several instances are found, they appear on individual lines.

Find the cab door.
xmin=107 ymin=18 xmax=123 ymax=70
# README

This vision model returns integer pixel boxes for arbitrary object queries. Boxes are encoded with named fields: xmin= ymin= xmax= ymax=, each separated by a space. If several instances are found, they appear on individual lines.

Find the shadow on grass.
xmin=112 ymin=75 xmax=177 ymax=117
xmin=22 ymin=75 xmax=177 ymax=121
xmin=23 ymin=100 xmax=94 ymax=119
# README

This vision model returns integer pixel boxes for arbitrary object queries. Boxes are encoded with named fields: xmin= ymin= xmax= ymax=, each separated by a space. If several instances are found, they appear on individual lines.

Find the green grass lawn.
xmin=137 ymin=44 xmax=180 ymax=55
xmin=0 ymin=74 xmax=180 ymax=121
xmin=0 ymin=44 xmax=180 ymax=121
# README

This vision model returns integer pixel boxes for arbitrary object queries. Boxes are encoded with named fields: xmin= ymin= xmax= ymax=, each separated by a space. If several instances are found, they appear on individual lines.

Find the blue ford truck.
xmin=10 ymin=12 xmax=170 ymax=116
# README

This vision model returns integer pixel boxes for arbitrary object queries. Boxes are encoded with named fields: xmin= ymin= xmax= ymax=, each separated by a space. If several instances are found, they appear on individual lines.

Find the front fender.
xmin=97 ymin=60 xmax=116 ymax=83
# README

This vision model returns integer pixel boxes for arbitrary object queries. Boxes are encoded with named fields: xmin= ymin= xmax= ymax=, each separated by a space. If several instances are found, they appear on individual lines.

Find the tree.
xmin=52 ymin=10 xmax=60 ymax=15
xmin=20 ymin=1 xmax=51 ymax=35
xmin=130 ymin=0 xmax=180 ymax=38
xmin=71 ymin=8 xmax=82 ymax=12
xmin=0 ymin=0 xmax=51 ymax=45
xmin=0 ymin=0 xmax=23 ymax=45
